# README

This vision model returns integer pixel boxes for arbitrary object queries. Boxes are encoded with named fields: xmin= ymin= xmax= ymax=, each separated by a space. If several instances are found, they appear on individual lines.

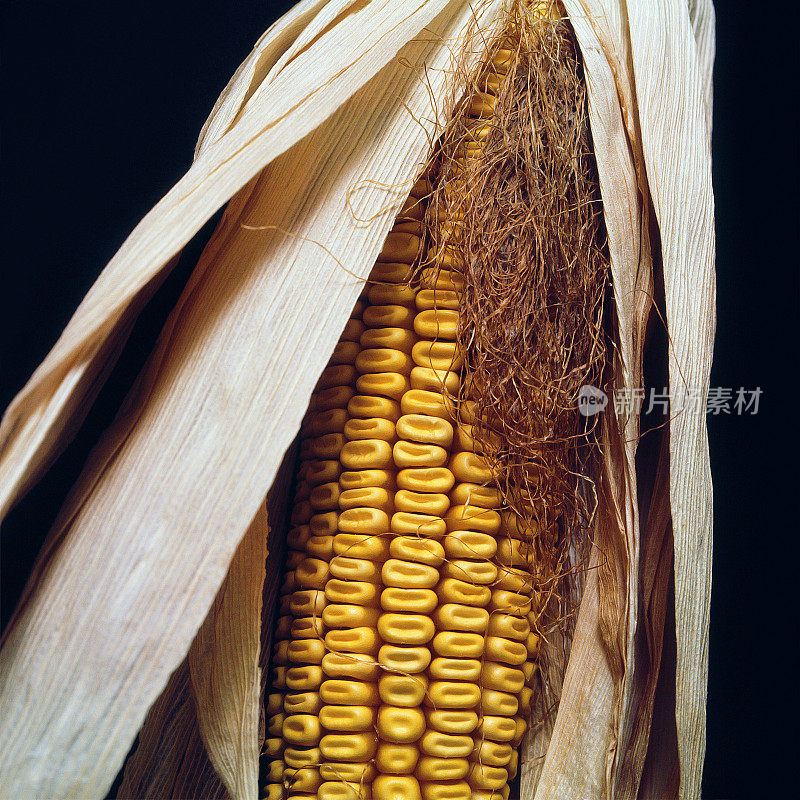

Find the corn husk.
xmin=0 ymin=1 xmax=714 ymax=799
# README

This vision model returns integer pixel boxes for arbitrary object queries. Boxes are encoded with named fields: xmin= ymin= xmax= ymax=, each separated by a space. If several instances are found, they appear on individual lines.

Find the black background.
xmin=2 ymin=1 xmax=796 ymax=797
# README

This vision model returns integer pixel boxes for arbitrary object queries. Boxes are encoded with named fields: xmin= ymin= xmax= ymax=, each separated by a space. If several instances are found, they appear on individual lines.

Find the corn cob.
xmin=263 ymin=3 xmax=558 ymax=798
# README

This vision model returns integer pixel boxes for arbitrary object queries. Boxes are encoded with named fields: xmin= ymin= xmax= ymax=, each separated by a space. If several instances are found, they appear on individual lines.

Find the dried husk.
xmin=0 ymin=1 xmax=714 ymax=799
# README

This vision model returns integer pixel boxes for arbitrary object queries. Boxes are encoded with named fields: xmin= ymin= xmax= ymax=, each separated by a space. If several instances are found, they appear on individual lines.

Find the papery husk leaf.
xmin=187 ymin=504 xmax=268 ymax=800
xmin=626 ymin=2 xmax=715 ymax=797
xmin=118 ymin=502 xmax=269 ymax=800
xmin=0 ymin=1 xmax=508 ymax=797
xmin=115 ymin=661 xmax=228 ymax=800
xmin=0 ymin=0 xmax=454 ymax=519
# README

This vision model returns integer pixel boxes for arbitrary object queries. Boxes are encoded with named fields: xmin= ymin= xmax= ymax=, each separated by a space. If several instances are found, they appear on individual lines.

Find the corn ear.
xmin=0 ymin=1 xmax=714 ymax=799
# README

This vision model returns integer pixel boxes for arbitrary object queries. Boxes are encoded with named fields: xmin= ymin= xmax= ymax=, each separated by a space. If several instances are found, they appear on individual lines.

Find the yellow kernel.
xmin=373 ymin=775 xmax=422 ymax=800
xmin=282 ymin=745 xmax=321 ymax=769
xmin=446 ymin=505 xmax=501 ymax=535
xmin=412 ymin=340 xmax=464 ymax=371
xmin=419 ymin=780 xmax=471 ymax=800
xmin=424 ymin=681 xmax=481 ymax=709
xmin=393 ymin=440 xmax=449 ymax=468
xmin=483 ymin=636 xmax=528 ymax=665
xmin=300 ymin=540 xmax=332 ymax=569
xmin=467 ymin=762 xmax=508 ymax=791
xmin=375 ymin=744 xmax=420 ymax=775
xmin=320 ymin=679 xmax=380 ymax=706
xmin=340 ymin=440 xmax=394 ymax=470
xmin=440 ymin=559 xmax=497 ymax=585
xmin=380 ymin=587 xmax=438 ymax=614
xmin=489 ymin=588 xmax=531 ymax=616
xmin=377 ymin=705 xmax=427 ymax=743
xmin=416 ymin=757 xmax=469 ymax=781
xmin=356 ymin=348 xmax=413 ymax=376
xmin=286 ymin=665 xmax=323 ymax=692
xmin=396 ymin=414 xmax=454 ymax=447
xmin=382 ymin=559 xmax=439 ymax=589
xmin=333 ymin=533 xmax=391 ymax=561
xmin=369 ymin=261 xmax=415 ymax=285
xmin=288 ymin=639 xmax=326 ymax=665
xmin=425 ymin=709 xmax=479 ymax=735
xmin=324 ymin=627 xmax=380 ymax=656
xmin=493 ymin=566 xmax=532 ymax=593
xmin=267 ymin=713 xmax=284 ymax=737
xmin=319 ymin=762 xmax=376 ymax=782
xmin=323 ymin=604 xmax=380 ymax=630
xmin=309 ymin=407 xmax=349 ymax=434
xmin=329 ymin=340 xmax=360 ymax=366
xmin=414 ymin=308 xmax=459 ymax=340
xmin=313 ymin=433 xmax=346 ymax=460
xmin=397 ymin=467 xmax=455 ymax=493
xmin=395 ymin=489 xmax=450 ymax=516
xmin=284 ymin=692 xmax=322 ymax=715
xmin=324 ymin=579 xmax=380 ymax=607
xmin=477 ymin=715 xmax=516 ymax=743
xmin=321 ymin=652 xmax=379 ymax=682
xmin=400 ymin=388 xmax=451 ymax=419
xmin=338 ymin=487 xmax=392 ymax=514
xmin=286 ymin=525 xmax=312 ymax=549
xmin=449 ymin=482 xmax=503 ymax=508
xmin=472 ymin=740 xmax=513 ymax=767
xmin=266 ymin=693 xmax=283 ymax=715
xmin=328 ymin=556 xmax=382 ymax=584
xmin=295 ymin=558 xmax=330 ymax=590
xmin=479 ymin=689 xmax=518 ymax=717
xmin=282 ymin=715 xmax=321 ymax=746
xmin=362 ymin=304 xmax=415 ymax=330
xmin=480 ymin=662 xmax=525 ymax=694
xmin=414 ymin=289 xmax=460 ymax=311
xmin=348 ymin=395 xmax=401 ymax=422
xmin=339 ymin=469 xmax=395 ymax=491
xmin=409 ymin=366 xmax=460 ymax=395
xmin=357 ymin=371 xmax=410 ymax=401
xmin=377 ymin=231 xmax=423 ymax=264
xmin=360 ymin=327 xmax=416 ymax=353
xmin=263 ymin=737 xmax=283 ymax=758
xmin=391 ymin=512 xmax=447 ymax=538
xmin=290 ymin=590 xmax=326 ymax=618
xmin=368 ymin=282 xmax=416 ymax=306
xmin=378 ymin=644 xmax=432 ymax=674
xmin=312 ymin=385 xmax=355 ymax=412
xmin=379 ymin=674 xmax=429 ymax=707
xmin=495 ymin=537 xmax=531 ymax=567
xmin=419 ymin=730 xmax=473 ymax=759
xmin=428 ymin=657 xmax=482 ymax=682
xmin=378 ymin=612 xmax=436 ymax=645
xmin=437 ymin=577 xmax=491 ymax=607
xmin=389 ymin=536 xmax=445 ymax=566
xmin=318 ymin=705 xmax=376 ymax=732
xmin=431 ymin=630 xmax=484 ymax=658
xmin=443 ymin=531 xmax=497 ymax=560
xmin=432 ymin=603 xmax=489 ymax=634
xmin=309 ymin=513 xmax=338 ymax=537
xmin=344 ymin=418 xmax=395 ymax=443
xmin=318 ymin=780 xmax=372 ymax=799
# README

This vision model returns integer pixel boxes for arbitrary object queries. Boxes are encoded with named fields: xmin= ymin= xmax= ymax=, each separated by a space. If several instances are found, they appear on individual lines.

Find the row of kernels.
xmin=263 ymin=302 xmax=364 ymax=800
xmin=366 ymin=280 xmax=429 ymax=800
xmin=317 ymin=193 xmax=428 ymax=799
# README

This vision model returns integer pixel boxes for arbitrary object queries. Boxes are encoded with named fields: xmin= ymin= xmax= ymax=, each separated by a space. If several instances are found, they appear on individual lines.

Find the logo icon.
xmin=577 ymin=384 xmax=608 ymax=417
